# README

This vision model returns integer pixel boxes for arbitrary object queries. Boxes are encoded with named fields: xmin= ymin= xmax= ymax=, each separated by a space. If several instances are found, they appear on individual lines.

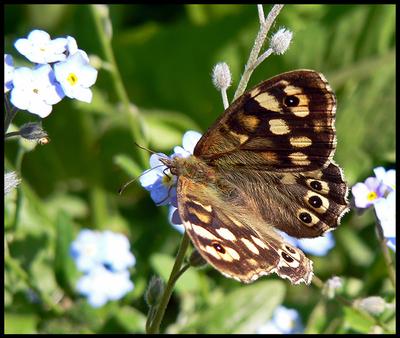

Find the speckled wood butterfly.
xmin=162 ymin=70 xmax=349 ymax=284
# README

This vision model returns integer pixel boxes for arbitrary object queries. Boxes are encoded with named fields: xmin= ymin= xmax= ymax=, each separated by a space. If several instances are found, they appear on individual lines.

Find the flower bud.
xmin=323 ymin=276 xmax=343 ymax=299
xmin=5 ymin=171 xmax=21 ymax=195
xmin=212 ymin=62 xmax=232 ymax=91
xmin=354 ymin=296 xmax=386 ymax=316
xmin=145 ymin=276 xmax=164 ymax=307
xmin=270 ymin=28 xmax=293 ymax=55
xmin=19 ymin=122 xmax=49 ymax=142
xmin=189 ymin=249 xmax=207 ymax=268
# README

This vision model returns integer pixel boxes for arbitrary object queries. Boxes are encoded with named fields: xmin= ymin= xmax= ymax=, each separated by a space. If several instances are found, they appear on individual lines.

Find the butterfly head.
xmin=160 ymin=155 xmax=217 ymax=183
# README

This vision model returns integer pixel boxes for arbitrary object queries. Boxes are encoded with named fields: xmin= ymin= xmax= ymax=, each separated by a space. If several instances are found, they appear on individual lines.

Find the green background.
xmin=4 ymin=4 xmax=395 ymax=334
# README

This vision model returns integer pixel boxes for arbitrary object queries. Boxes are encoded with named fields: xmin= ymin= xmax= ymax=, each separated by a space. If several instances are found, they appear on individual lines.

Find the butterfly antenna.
xmin=118 ymin=164 xmax=166 ymax=195
xmin=134 ymin=142 xmax=157 ymax=155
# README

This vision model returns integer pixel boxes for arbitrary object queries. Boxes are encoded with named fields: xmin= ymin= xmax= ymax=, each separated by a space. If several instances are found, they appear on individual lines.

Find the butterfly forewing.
xmin=194 ymin=70 xmax=336 ymax=172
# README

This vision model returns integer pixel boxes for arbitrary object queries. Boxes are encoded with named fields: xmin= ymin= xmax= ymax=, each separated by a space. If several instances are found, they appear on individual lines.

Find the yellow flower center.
xmin=162 ymin=172 xmax=174 ymax=187
xmin=67 ymin=73 xmax=78 ymax=86
xmin=367 ymin=191 xmax=377 ymax=201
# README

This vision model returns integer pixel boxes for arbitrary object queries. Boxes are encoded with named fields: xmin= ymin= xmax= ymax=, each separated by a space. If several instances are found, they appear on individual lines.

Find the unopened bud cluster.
xmin=5 ymin=172 xmax=21 ymax=195
xmin=212 ymin=62 xmax=232 ymax=91
xmin=354 ymin=296 xmax=387 ymax=316
xmin=270 ymin=28 xmax=293 ymax=55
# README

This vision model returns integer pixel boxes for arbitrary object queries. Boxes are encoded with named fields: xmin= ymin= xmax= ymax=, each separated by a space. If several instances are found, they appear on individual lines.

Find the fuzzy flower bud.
xmin=5 ymin=171 xmax=21 ymax=195
xmin=212 ymin=62 xmax=232 ymax=91
xmin=270 ymin=28 xmax=293 ymax=55
xmin=323 ymin=276 xmax=343 ymax=299
xmin=19 ymin=122 xmax=48 ymax=142
xmin=145 ymin=276 xmax=165 ymax=307
xmin=354 ymin=296 xmax=387 ymax=316
xmin=189 ymin=249 xmax=207 ymax=268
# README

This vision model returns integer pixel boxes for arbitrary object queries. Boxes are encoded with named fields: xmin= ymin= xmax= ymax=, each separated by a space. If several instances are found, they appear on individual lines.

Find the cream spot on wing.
xmin=313 ymin=120 xmax=326 ymax=133
xmin=247 ymin=258 xmax=259 ymax=266
xmin=306 ymin=179 xmax=329 ymax=194
xmin=251 ymin=235 xmax=268 ymax=249
xmin=284 ymin=245 xmax=301 ymax=260
xmin=289 ymin=152 xmax=311 ymax=166
xmin=280 ymin=173 xmax=296 ymax=184
xmin=305 ymin=190 xmax=330 ymax=213
xmin=297 ymin=208 xmax=319 ymax=227
xmin=188 ymin=207 xmax=211 ymax=224
xmin=205 ymin=245 xmax=223 ymax=260
xmin=290 ymin=136 xmax=312 ymax=148
xmin=191 ymin=200 xmax=212 ymax=212
xmin=192 ymin=224 xmax=218 ymax=240
xmin=228 ymin=216 xmax=245 ymax=228
xmin=269 ymin=119 xmax=290 ymax=135
xmin=230 ymin=130 xmax=249 ymax=144
xmin=278 ymin=249 xmax=300 ymax=268
xmin=283 ymin=85 xmax=303 ymax=96
xmin=261 ymin=151 xmax=278 ymax=164
xmin=253 ymin=92 xmax=281 ymax=112
xmin=241 ymin=238 xmax=260 ymax=255
xmin=283 ymin=86 xmax=310 ymax=117
xmin=240 ymin=115 xmax=260 ymax=132
xmin=225 ymin=247 xmax=240 ymax=260
xmin=216 ymin=228 xmax=237 ymax=241
xmin=249 ymin=87 xmax=261 ymax=98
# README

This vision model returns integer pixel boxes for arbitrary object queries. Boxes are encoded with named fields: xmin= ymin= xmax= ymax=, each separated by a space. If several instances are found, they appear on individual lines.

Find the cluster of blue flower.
xmin=352 ymin=167 xmax=395 ymax=251
xmin=70 ymin=229 xmax=136 ymax=307
xmin=5 ymin=29 xmax=97 ymax=118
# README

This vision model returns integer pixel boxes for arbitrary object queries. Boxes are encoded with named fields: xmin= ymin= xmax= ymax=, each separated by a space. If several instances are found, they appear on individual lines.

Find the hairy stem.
xmin=233 ymin=4 xmax=284 ymax=100
xmin=89 ymin=5 xmax=148 ymax=168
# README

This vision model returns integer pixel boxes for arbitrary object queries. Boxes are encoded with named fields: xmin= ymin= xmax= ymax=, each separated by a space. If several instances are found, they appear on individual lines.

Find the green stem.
xmin=147 ymin=233 xmax=191 ymax=334
xmin=233 ymin=4 xmax=284 ymax=101
xmin=11 ymin=147 xmax=26 ymax=232
xmin=374 ymin=218 xmax=396 ymax=289
xmin=4 ymin=97 xmax=18 ymax=133
xmin=89 ymin=4 xmax=148 ymax=168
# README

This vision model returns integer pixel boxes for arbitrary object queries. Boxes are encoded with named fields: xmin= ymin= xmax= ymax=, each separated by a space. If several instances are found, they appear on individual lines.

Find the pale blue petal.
xmin=387 ymin=238 xmax=396 ymax=252
xmin=100 ymin=231 xmax=136 ymax=271
xmin=182 ymin=130 xmax=202 ymax=154
xmin=139 ymin=168 xmax=161 ymax=187
xmin=149 ymin=153 xmax=168 ymax=169
xmin=298 ymin=232 xmax=335 ymax=256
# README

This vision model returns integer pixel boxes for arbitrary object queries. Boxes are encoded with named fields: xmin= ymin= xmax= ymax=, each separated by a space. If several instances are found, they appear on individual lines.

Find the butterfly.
xmin=161 ymin=70 xmax=349 ymax=285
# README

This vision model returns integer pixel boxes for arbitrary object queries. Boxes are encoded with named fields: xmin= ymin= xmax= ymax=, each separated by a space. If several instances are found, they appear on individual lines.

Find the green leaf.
xmin=141 ymin=109 xmax=201 ymax=151
xmin=343 ymin=306 xmax=375 ymax=333
xmin=113 ymin=154 xmax=143 ymax=177
xmin=54 ymin=211 xmax=79 ymax=295
xmin=5 ymin=312 xmax=38 ymax=334
xmin=101 ymin=306 xmax=146 ymax=333
xmin=182 ymin=280 xmax=286 ymax=333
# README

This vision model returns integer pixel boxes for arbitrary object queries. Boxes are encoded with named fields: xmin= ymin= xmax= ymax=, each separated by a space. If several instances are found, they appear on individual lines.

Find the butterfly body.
xmin=163 ymin=70 xmax=349 ymax=284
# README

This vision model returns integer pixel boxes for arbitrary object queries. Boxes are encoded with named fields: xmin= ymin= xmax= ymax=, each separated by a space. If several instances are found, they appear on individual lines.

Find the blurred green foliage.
xmin=4 ymin=4 xmax=395 ymax=334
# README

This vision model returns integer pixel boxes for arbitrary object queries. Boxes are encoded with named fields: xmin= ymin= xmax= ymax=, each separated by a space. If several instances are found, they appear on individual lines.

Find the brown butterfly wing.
xmin=194 ymin=70 xmax=336 ymax=172
xmin=177 ymin=175 xmax=313 ymax=284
